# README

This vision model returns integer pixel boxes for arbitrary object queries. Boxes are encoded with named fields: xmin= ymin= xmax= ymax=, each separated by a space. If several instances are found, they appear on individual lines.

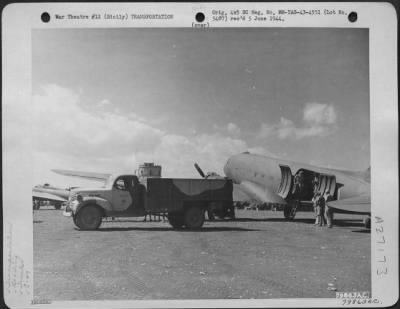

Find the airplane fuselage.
xmin=223 ymin=153 xmax=370 ymax=204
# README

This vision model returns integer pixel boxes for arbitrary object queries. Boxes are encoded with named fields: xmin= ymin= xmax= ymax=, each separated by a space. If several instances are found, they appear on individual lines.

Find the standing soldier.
xmin=292 ymin=171 xmax=304 ymax=196
xmin=312 ymin=192 xmax=321 ymax=225
xmin=317 ymin=193 xmax=326 ymax=226
xmin=292 ymin=174 xmax=300 ymax=195
xmin=324 ymin=190 xmax=334 ymax=228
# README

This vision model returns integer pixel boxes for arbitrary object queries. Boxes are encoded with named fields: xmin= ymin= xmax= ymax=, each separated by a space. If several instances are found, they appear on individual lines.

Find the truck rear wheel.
xmin=75 ymin=205 xmax=102 ymax=230
xmin=167 ymin=213 xmax=184 ymax=228
xmin=184 ymin=207 xmax=205 ymax=229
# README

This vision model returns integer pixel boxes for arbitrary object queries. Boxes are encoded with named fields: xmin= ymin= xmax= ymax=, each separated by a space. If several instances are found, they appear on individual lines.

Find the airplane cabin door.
xmin=317 ymin=174 xmax=336 ymax=196
xmin=277 ymin=165 xmax=293 ymax=199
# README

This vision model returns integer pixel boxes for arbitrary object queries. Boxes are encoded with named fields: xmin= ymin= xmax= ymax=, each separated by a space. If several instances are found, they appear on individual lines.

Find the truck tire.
xmin=167 ymin=213 xmax=184 ymax=228
xmin=184 ymin=207 xmax=205 ymax=229
xmin=75 ymin=205 xmax=102 ymax=230
xmin=54 ymin=203 xmax=61 ymax=210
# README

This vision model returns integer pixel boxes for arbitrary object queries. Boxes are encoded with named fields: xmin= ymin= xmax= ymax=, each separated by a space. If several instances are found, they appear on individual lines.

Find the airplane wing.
xmin=32 ymin=190 xmax=67 ymax=202
xmin=327 ymin=194 xmax=371 ymax=215
xmin=52 ymin=169 xmax=112 ymax=182
xmin=239 ymin=180 xmax=287 ymax=204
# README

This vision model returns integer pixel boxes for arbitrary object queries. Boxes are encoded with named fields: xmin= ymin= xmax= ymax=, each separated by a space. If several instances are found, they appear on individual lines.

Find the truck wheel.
xmin=184 ymin=207 xmax=205 ymax=229
xmin=75 ymin=205 xmax=102 ymax=230
xmin=167 ymin=213 xmax=184 ymax=228
xmin=54 ymin=203 xmax=61 ymax=210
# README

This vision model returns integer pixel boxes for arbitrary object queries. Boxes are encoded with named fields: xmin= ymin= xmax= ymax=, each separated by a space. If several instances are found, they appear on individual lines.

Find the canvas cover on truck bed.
xmin=144 ymin=178 xmax=233 ymax=213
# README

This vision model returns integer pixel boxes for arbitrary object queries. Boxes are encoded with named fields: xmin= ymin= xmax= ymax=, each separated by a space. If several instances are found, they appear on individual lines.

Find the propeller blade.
xmin=194 ymin=163 xmax=206 ymax=178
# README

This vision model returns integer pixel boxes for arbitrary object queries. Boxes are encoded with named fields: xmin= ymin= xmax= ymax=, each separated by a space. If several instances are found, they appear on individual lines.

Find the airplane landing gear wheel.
xmin=283 ymin=205 xmax=295 ymax=220
xmin=363 ymin=216 xmax=371 ymax=229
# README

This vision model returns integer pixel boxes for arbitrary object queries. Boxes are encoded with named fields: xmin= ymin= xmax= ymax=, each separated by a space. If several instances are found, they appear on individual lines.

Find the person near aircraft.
xmin=324 ymin=190 xmax=334 ymax=228
xmin=292 ymin=171 xmax=305 ymax=196
xmin=316 ymin=193 xmax=326 ymax=226
xmin=312 ymin=192 xmax=321 ymax=225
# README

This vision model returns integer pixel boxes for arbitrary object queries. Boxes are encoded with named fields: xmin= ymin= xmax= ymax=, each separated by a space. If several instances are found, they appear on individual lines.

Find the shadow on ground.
xmin=89 ymin=226 xmax=262 ymax=232
xmin=99 ymin=217 xmax=368 ymax=230
xmin=231 ymin=217 xmax=366 ymax=227
xmin=351 ymin=229 xmax=371 ymax=234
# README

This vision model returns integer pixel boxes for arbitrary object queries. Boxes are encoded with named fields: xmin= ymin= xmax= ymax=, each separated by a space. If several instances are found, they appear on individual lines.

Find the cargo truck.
xmin=63 ymin=174 xmax=234 ymax=230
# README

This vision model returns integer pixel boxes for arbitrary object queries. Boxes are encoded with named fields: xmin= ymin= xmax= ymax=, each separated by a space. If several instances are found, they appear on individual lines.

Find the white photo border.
xmin=2 ymin=2 xmax=398 ymax=308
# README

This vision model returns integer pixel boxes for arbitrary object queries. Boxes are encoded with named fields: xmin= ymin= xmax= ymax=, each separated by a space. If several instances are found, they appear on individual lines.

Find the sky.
xmin=29 ymin=28 xmax=369 ymax=187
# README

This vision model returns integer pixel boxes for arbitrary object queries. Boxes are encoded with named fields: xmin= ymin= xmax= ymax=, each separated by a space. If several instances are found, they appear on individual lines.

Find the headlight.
xmin=77 ymin=194 xmax=83 ymax=202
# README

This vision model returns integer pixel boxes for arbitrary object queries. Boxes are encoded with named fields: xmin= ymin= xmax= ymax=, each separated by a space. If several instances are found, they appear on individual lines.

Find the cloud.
xmin=32 ymin=84 xmax=271 ymax=184
xmin=303 ymin=102 xmax=337 ymax=125
xmin=213 ymin=122 xmax=241 ymax=136
xmin=227 ymin=122 xmax=241 ymax=135
xmin=99 ymin=99 xmax=111 ymax=106
xmin=33 ymin=84 xmax=163 ymax=157
xmin=257 ymin=103 xmax=337 ymax=140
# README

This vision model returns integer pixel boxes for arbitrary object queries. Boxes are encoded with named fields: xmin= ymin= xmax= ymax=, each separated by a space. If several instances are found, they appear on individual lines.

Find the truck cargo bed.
xmin=144 ymin=178 xmax=233 ymax=213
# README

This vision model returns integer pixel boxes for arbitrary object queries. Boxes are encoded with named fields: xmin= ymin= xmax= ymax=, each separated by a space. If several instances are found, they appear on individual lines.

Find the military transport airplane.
xmin=32 ymin=184 xmax=72 ymax=209
xmin=223 ymin=152 xmax=371 ymax=227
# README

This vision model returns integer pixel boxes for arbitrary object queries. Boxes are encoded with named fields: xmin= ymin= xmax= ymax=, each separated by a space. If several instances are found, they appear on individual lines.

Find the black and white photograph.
xmin=2 ymin=3 xmax=398 ymax=308
xmin=31 ymin=26 xmax=372 ymax=300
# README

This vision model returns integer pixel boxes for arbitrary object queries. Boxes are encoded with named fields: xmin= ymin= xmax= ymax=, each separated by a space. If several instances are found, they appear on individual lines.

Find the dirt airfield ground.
xmin=34 ymin=208 xmax=370 ymax=300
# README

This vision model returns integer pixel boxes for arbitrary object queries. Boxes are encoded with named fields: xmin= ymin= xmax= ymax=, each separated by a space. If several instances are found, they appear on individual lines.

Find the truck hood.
xmin=71 ymin=187 xmax=110 ymax=198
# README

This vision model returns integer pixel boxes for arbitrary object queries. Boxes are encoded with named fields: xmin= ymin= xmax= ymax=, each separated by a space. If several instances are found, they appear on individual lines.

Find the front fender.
xmin=75 ymin=197 xmax=112 ymax=215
